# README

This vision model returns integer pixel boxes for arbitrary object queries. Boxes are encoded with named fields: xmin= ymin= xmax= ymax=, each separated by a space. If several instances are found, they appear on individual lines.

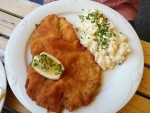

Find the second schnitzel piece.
xmin=25 ymin=14 xmax=101 ymax=113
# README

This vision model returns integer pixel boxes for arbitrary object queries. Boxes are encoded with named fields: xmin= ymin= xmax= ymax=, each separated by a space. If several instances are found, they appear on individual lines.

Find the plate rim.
xmin=5 ymin=0 xmax=144 ymax=113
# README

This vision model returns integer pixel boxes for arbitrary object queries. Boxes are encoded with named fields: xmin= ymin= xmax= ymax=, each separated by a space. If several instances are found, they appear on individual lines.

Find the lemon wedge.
xmin=31 ymin=52 xmax=64 ymax=80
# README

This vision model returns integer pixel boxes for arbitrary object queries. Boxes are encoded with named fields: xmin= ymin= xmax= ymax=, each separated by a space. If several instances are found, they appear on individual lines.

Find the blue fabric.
xmin=37 ymin=0 xmax=43 ymax=5
xmin=29 ymin=0 xmax=43 ymax=5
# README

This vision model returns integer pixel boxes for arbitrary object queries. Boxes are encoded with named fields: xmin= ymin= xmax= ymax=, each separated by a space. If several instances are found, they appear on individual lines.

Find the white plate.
xmin=5 ymin=0 xmax=144 ymax=113
xmin=0 ymin=60 xmax=7 ymax=112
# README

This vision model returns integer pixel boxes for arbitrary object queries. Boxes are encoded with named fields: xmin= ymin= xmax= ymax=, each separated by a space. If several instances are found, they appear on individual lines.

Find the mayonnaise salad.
xmin=77 ymin=9 xmax=131 ymax=70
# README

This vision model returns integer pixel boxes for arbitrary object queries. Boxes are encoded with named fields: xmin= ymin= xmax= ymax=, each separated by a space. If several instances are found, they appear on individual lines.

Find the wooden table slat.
xmin=0 ymin=36 xmax=8 ymax=50
xmin=137 ymin=67 xmax=150 ymax=97
xmin=141 ymin=40 xmax=150 ymax=67
xmin=0 ymin=11 xmax=21 ymax=36
xmin=0 ymin=24 xmax=12 ymax=37
xmin=0 ymin=0 xmax=40 ymax=18
xmin=118 ymin=94 xmax=150 ymax=113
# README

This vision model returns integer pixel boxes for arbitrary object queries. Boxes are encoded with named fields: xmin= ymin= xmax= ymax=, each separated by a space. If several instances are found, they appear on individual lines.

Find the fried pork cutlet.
xmin=25 ymin=14 xmax=101 ymax=113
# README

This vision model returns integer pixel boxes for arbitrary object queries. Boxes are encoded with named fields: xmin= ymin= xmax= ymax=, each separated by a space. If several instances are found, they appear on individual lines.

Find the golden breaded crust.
xmin=26 ymin=14 xmax=101 ymax=113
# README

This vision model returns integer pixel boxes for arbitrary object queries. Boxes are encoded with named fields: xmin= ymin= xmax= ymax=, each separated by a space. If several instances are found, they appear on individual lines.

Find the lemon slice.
xmin=31 ymin=52 xmax=64 ymax=80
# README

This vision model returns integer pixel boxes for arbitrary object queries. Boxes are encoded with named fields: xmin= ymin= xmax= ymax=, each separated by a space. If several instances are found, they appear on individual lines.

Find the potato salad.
xmin=77 ymin=9 xmax=131 ymax=70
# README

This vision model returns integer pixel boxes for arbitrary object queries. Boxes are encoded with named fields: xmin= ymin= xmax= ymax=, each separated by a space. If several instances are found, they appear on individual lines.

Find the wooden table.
xmin=0 ymin=0 xmax=150 ymax=113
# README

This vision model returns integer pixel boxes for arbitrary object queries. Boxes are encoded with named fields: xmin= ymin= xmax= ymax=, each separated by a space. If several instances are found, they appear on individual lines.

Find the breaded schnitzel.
xmin=25 ymin=14 xmax=101 ymax=113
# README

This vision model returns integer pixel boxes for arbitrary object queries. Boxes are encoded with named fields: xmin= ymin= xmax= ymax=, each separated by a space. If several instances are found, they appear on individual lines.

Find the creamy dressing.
xmin=77 ymin=9 xmax=131 ymax=70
